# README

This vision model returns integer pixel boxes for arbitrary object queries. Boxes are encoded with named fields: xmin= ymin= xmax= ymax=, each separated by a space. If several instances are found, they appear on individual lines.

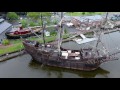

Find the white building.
xmin=45 ymin=31 xmax=50 ymax=36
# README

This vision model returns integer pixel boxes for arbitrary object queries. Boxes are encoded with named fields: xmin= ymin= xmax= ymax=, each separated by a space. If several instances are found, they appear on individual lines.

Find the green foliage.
xmin=46 ymin=18 xmax=51 ymax=25
xmin=2 ymin=39 xmax=10 ymax=46
xmin=40 ymin=12 xmax=52 ymax=25
xmin=67 ymin=12 xmax=104 ymax=16
xmin=64 ymin=28 xmax=68 ymax=34
xmin=20 ymin=19 xmax=27 ymax=28
xmin=50 ymin=31 xmax=57 ymax=36
xmin=52 ymin=19 xmax=58 ymax=24
xmin=40 ymin=12 xmax=51 ymax=17
xmin=82 ymin=12 xmax=85 ymax=15
xmin=29 ymin=21 xmax=36 ymax=26
xmin=7 ymin=12 xmax=19 ymax=20
xmin=38 ymin=19 xmax=42 ymax=26
xmin=27 ymin=12 xmax=40 ymax=20
xmin=27 ymin=12 xmax=52 ymax=26
xmin=47 ymin=27 xmax=57 ymax=36
xmin=27 ymin=12 xmax=51 ymax=20
xmin=47 ymin=27 xmax=55 ymax=31
xmin=16 ymin=12 xmax=27 ymax=15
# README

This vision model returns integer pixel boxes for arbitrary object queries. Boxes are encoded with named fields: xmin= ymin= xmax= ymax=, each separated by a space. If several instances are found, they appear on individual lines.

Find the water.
xmin=1 ymin=31 xmax=120 ymax=78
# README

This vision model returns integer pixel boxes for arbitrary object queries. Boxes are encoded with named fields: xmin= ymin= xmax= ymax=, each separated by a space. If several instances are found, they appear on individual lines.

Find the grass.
xmin=0 ymin=43 xmax=23 ymax=55
xmin=66 ymin=12 xmax=105 ymax=16
xmin=0 ymin=34 xmax=69 ymax=55
xmin=27 ymin=34 xmax=69 ymax=43
xmin=1 ymin=32 xmax=94 ymax=55
xmin=0 ymin=39 xmax=24 ymax=55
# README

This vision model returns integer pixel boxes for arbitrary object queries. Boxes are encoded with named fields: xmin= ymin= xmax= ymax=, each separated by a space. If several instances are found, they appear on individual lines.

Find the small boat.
xmin=5 ymin=26 xmax=42 ymax=39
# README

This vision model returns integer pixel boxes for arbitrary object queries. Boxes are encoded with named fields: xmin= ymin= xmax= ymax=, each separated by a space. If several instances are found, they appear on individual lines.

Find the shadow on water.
xmin=29 ymin=60 xmax=110 ymax=78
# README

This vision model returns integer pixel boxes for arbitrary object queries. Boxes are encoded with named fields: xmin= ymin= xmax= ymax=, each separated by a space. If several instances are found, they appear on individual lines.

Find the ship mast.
xmin=40 ymin=13 xmax=46 ymax=46
xmin=95 ymin=12 xmax=109 ymax=55
xmin=58 ymin=12 xmax=64 ymax=54
xmin=103 ymin=12 xmax=109 ymax=25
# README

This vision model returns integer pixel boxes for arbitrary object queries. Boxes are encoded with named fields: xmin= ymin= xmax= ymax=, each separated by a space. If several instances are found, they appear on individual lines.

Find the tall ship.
xmin=23 ymin=12 xmax=120 ymax=71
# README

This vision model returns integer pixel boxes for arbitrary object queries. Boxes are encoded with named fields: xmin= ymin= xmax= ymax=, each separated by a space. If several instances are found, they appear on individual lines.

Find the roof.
xmin=0 ymin=21 xmax=12 ymax=34
xmin=63 ymin=15 xmax=103 ymax=22
xmin=75 ymin=15 xmax=103 ymax=22
xmin=0 ymin=18 xmax=4 ymax=23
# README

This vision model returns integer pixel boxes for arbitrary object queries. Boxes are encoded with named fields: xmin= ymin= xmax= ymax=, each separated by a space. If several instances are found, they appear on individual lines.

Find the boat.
xmin=23 ymin=12 xmax=120 ymax=71
xmin=5 ymin=26 xmax=42 ymax=39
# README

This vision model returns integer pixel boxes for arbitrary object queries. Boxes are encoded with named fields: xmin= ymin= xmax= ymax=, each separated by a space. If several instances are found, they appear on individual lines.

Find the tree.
xmin=88 ymin=12 xmax=95 ymax=15
xmin=27 ymin=12 xmax=40 ymax=20
xmin=64 ymin=28 xmax=68 ymax=34
xmin=29 ymin=21 xmax=36 ymax=26
xmin=82 ymin=12 xmax=85 ymax=15
xmin=16 ymin=12 xmax=27 ymax=15
xmin=39 ymin=12 xmax=52 ymax=25
xmin=52 ymin=19 xmax=58 ymax=24
xmin=20 ymin=19 xmax=27 ymax=28
xmin=6 ymin=12 xmax=19 ymax=20
xmin=38 ymin=19 xmax=42 ymax=26
xmin=40 ymin=12 xmax=51 ymax=17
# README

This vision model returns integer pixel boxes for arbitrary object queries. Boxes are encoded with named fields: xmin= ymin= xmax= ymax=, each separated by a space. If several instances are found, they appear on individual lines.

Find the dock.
xmin=41 ymin=27 xmax=120 ymax=46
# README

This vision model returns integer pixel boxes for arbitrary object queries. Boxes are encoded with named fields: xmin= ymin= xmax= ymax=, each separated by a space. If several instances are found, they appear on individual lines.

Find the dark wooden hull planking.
xmin=22 ymin=40 xmax=118 ymax=71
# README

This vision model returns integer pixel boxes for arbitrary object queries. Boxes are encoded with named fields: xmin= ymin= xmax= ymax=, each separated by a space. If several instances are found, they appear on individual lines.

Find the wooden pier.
xmin=103 ymin=28 xmax=120 ymax=34
xmin=46 ymin=27 xmax=120 ymax=46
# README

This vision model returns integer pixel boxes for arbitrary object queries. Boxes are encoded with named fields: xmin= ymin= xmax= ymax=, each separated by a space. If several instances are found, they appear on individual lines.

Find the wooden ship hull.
xmin=5 ymin=32 xmax=41 ymax=39
xmin=23 ymin=40 xmax=118 ymax=71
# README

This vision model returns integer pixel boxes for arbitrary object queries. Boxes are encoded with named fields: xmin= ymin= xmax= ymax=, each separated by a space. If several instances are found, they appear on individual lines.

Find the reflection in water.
xmin=29 ymin=60 xmax=110 ymax=78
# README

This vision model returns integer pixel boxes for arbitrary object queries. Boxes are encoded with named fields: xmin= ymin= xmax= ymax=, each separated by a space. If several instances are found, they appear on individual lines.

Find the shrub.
xmin=7 ymin=12 xmax=19 ymax=20
xmin=2 ymin=39 xmax=10 ymax=46
xmin=29 ymin=21 xmax=36 ymax=26
xmin=20 ymin=19 xmax=27 ymax=28
xmin=47 ymin=27 xmax=55 ymax=31
xmin=27 ymin=12 xmax=40 ymax=20
xmin=38 ymin=19 xmax=42 ymax=26
xmin=82 ymin=12 xmax=85 ymax=15
xmin=64 ymin=28 xmax=68 ymax=34
xmin=52 ymin=19 xmax=58 ymax=24
xmin=46 ymin=18 xmax=51 ymax=25
xmin=50 ymin=31 xmax=57 ymax=36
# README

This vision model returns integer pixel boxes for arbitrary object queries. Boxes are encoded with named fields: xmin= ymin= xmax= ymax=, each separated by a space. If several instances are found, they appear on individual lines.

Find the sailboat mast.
xmin=104 ymin=12 xmax=109 ymax=25
xmin=60 ymin=12 xmax=64 ymax=46
xmin=58 ymin=12 xmax=64 ymax=53
xmin=40 ymin=13 xmax=46 ymax=46
xmin=95 ymin=12 xmax=109 ymax=56
xmin=102 ymin=12 xmax=109 ymax=25
xmin=96 ymin=12 xmax=109 ymax=47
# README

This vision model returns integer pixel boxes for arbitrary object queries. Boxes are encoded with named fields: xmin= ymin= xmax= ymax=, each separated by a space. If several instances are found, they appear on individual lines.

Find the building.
xmin=0 ymin=18 xmax=12 ymax=44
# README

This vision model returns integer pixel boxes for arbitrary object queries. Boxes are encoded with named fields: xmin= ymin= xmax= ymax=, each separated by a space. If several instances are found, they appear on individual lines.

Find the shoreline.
xmin=0 ymin=50 xmax=26 ymax=62
xmin=0 ymin=27 xmax=120 ymax=60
